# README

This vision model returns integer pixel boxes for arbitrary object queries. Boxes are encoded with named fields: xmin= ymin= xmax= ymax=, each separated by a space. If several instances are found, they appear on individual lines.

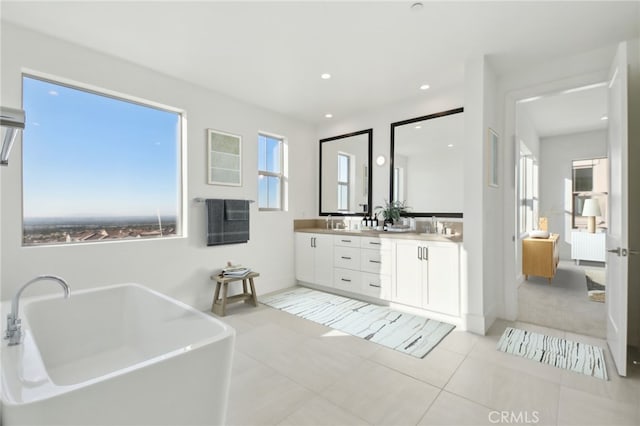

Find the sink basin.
xmin=2 ymin=283 xmax=235 ymax=425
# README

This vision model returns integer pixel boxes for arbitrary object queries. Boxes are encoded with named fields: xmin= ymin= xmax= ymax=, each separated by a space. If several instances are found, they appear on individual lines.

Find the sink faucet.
xmin=4 ymin=275 xmax=70 ymax=346
xmin=326 ymin=215 xmax=332 ymax=229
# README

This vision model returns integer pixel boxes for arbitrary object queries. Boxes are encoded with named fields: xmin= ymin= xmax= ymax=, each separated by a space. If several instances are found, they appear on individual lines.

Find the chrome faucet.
xmin=326 ymin=215 xmax=332 ymax=229
xmin=4 ymin=275 xmax=70 ymax=346
xmin=431 ymin=216 xmax=437 ymax=234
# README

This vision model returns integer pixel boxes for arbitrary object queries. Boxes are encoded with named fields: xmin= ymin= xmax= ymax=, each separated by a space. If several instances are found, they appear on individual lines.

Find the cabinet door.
xmin=314 ymin=234 xmax=334 ymax=287
xmin=425 ymin=244 xmax=460 ymax=316
xmin=295 ymin=233 xmax=315 ymax=283
xmin=393 ymin=240 xmax=423 ymax=307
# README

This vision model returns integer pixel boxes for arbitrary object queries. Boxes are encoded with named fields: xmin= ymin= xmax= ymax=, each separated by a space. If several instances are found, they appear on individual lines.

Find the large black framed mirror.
xmin=319 ymin=129 xmax=372 ymax=216
xmin=390 ymin=108 xmax=464 ymax=218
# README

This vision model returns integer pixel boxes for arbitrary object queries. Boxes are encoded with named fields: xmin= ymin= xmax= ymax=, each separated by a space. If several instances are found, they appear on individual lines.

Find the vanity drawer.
xmin=334 ymin=246 xmax=361 ymax=270
xmin=360 ymin=237 xmax=391 ymax=251
xmin=361 ymin=272 xmax=390 ymax=300
xmin=334 ymin=268 xmax=362 ymax=293
xmin=360 ymin=249 xmax=391 ymax=275
xmin=334 ymin=235 xmax=361 ymax=248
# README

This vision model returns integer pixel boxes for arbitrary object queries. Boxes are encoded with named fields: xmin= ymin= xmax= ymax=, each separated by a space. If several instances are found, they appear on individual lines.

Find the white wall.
xmin=0 ymin=23 xmax=316 ymax=308
xmin=539 ymin=130 xmax=607 ymax=260
xmin=516 ymin=108 xmax=541 ymax=161
xmin=462 ymin=56 xmax=501 ymax=334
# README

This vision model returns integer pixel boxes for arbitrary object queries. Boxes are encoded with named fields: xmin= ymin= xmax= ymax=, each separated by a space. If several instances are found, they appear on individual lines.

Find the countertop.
xmin=295 ymin=227 xmax=463 ymax=243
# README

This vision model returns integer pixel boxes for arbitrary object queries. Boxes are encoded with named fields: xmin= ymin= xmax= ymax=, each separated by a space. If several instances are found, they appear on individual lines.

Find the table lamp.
xmin=581 ymin=199 xmax=601 ymax=233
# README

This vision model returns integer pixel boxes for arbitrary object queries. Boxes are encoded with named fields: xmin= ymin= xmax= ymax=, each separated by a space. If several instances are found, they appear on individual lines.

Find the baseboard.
xmin=465 ymin=313 xmax=489 ymax=335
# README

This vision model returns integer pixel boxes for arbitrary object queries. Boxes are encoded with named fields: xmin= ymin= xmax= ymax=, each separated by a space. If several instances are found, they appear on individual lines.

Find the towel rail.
xmin=194 ymin=198 xmax=255 ymax=204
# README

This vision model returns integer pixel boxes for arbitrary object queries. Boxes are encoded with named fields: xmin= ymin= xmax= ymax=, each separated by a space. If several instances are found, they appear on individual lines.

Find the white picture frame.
xmin=207 ymin=129 xmax=242 ymax=186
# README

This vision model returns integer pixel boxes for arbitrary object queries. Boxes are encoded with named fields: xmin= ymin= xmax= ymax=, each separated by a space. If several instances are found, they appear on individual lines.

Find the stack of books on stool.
xmin=222 ymin=265 xmax=252 ymax=278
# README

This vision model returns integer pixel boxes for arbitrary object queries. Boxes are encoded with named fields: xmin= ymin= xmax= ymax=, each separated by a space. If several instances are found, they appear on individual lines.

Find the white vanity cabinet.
xmin=295 ymin=231 xmax=459 ymax=318
xmin=392 ymin=239 xmax=460 ymax=316
xmin=295 ymin=233 xmax=334 ymax=287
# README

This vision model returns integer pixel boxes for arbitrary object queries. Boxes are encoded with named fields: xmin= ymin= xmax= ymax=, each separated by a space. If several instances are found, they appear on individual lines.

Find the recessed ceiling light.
xmin=414 ymin=125 xmax=422 ymax=129
xmin=321 ymin=73 xmax=331 ymax=80
xmin=419 ymin=84 xmax=430 ymax=90
xmin=325 ymin=113 xmax=333 ymax=119
xmin=601 ymin=115 xmax=608 ymax=121
xmin=448 ymin=144 xmax=454 ymax=148
xmin=411 ymin=2 xmax=424 ymax=11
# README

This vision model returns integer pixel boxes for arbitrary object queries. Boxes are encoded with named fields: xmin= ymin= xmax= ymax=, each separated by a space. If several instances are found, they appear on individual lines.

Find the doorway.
xmin=514 ymin=83 xmax=609 ymax=338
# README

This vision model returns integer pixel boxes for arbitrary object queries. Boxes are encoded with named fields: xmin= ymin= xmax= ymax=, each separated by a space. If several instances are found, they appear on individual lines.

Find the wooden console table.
xmin=522 ymin=234 xmax=559 ymax=283
xmin=210 ymin=271 xmax=259 ymax=316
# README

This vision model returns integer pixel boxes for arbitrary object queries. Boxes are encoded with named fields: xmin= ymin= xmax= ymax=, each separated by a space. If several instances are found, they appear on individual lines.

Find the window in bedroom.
xmin=518 ymin=141 xmax=538 ymax=235
xmin=258 ymin=132 xmax=287 ymax=211
xmin=571 ymin=158 xmax=608 ymax=230
xmin=21 ymin=74 xmax=183 ymax=246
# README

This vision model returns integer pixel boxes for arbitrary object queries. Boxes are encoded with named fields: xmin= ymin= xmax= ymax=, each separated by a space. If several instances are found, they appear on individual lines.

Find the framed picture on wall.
xmin=488 ymin=128 xmax=499 ymax=187
xmin=207 ymin=129 xmax=242 ymax=186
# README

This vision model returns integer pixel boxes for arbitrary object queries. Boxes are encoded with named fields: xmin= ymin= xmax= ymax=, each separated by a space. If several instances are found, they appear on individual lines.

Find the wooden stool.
xmin=210 ymin=271 xmax=259 ymax=316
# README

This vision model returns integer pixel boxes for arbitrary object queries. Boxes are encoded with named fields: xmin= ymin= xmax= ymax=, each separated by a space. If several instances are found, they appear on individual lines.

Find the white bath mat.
xmin=497 ymin=327 xmax=608 ymax=380
xmin=261 ymin=287 xmax=455 ymax=358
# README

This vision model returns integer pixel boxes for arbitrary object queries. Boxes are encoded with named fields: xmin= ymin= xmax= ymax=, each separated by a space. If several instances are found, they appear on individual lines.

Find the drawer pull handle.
xmin=341 ymin=256 xmax=352 ymax=260
xmin=369 ymin=260 xmax=382 ymax=264
xmin=369 ymin=283 xmax=381 ymax=288
xmin=341 ymin=239 xmax=352 ymax=243
xmin=341 ymin=278 xmax=352 ymax=282
xmin=369 ymin=242 xmax=381 ymax=245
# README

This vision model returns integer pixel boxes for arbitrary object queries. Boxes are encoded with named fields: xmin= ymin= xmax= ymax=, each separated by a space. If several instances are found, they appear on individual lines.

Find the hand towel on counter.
xmin=206 ymin=198 xmax=250 ymax=246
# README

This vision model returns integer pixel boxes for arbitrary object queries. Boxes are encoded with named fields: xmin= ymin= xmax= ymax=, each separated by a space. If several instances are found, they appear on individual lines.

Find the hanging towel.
xmin=206 ymin=198 xmax=250 ymax=246
xmin=224 ymin=199 xmax=250 ymax=221
xmin=206 ymin=199 xmax=224 ymax=246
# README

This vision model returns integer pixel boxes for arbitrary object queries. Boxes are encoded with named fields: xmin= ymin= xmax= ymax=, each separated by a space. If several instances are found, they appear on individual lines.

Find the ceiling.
xmin=1 ymin=1 xmax=639 ymax=125
xmin=518 ymin=83 xmax=609 ymax=138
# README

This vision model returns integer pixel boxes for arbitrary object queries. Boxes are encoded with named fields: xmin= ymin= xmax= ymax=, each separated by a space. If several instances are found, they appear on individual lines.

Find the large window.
xmin=22 ymin=75 xmax=182 ymax=246
xmin=258 ymin=133 xmax=286 ymax=210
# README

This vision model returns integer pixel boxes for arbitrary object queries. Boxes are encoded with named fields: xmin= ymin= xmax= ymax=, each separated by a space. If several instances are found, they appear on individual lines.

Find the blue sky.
xmin=22 ymin=76 xmax=180 ymax=219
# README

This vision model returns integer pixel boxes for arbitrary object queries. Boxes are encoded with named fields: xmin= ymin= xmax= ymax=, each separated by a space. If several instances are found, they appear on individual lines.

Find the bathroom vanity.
xmin=294 ymin=227 xmax=462 ymax=323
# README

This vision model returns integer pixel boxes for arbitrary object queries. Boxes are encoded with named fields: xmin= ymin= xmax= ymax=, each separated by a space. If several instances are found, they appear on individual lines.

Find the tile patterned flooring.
xmin=213 ymin=293 xmax=640 ymax=426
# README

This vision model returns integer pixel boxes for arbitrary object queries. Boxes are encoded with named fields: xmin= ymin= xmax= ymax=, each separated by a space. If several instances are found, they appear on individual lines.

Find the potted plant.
xmin=374 ymin=200 xmax=409 ymax=225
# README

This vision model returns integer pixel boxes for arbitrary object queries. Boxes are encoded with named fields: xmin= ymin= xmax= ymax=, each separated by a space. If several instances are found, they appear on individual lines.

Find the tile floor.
xmin=212 ymin=289 xmax=640 ymax=426
xmin=518 ymin=260 xmax=607 ymax=338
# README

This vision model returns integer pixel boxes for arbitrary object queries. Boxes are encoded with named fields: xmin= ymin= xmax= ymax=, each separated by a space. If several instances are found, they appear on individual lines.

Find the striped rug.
xmin=261 ymin=287 xmax=455 ymax=358
xmin=497 ymin=327 xmax=608 ymax=380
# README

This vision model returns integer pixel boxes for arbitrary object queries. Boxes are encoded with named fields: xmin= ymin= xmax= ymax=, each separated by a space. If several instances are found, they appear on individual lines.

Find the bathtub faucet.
xmin=4 ymin=275 xmax=70 ymax=346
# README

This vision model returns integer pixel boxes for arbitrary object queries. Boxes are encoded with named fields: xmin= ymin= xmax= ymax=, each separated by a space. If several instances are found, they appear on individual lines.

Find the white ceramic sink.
xmin=2 ymin=283 xmax=235 ymax=425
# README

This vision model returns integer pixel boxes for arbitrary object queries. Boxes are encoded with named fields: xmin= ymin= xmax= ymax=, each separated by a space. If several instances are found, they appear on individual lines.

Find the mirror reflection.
xmin=390 ymin=108 xmax=464 ymax=217
xmin=320 ymin=129 xmax=372 ymax=215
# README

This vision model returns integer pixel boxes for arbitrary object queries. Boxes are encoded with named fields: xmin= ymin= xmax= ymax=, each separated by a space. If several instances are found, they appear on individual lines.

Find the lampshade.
xmin=582 ymin=199 xmax=602 ymax=217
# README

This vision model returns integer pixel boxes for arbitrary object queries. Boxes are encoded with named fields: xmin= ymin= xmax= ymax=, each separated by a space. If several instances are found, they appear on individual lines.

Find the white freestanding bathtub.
xmin=1 ymin=283 xmax=235 ymax=425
